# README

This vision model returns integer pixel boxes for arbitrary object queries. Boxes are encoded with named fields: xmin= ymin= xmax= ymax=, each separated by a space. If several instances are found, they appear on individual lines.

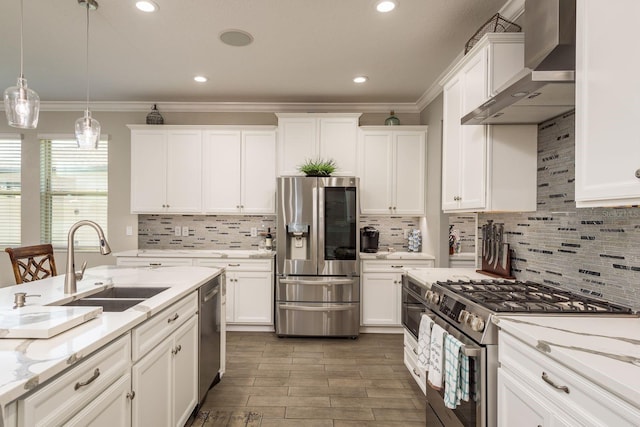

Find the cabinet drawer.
xmin=362 ymin=260 xmax=433 ymax=273
xmin=195 ymin=258 xmax=272 ymax=272
xmin=116 ymin=257 xmax=193 ymax=267
xmin=499 ymin=331 xmax=640 ymax=426
xmin=18 ymin=334 xmax=131 ymax=427
xmin=132 ymin=292 xmax=198 ymax=361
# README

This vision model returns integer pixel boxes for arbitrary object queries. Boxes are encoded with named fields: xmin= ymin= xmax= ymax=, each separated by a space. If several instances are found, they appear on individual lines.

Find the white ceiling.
xmin=0 ymin=0 xmax=511 ymax=110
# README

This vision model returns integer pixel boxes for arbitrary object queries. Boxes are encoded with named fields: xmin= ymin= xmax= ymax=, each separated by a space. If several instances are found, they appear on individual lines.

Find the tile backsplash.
xmin=479 ymin=111 xmax=640 ymax=310
xmin=448 ymin=214 xmax=476 ymax=254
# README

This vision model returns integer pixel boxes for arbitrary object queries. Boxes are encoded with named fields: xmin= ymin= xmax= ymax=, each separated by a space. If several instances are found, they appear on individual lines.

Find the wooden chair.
xmin=5 ymin=244 xmax=58 ymax=284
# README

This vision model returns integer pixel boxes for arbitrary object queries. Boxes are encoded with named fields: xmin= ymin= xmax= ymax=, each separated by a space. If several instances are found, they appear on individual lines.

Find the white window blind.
xmin=40 ymin=138 xmax=108 ymax=250
xmin=0 ymin=137 xmax=22 ymax=247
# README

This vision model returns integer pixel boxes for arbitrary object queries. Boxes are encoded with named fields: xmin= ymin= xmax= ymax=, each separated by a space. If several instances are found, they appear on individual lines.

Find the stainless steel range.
xmin=402 ymin=276 xmax=635 ymax=427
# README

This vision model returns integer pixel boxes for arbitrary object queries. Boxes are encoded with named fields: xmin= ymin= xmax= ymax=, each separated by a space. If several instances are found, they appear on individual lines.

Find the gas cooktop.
xmin=435 ymin=279 xmax=634 ymax=314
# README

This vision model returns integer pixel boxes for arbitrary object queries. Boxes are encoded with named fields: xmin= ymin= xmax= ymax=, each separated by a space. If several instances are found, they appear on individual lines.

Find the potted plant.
xmin=298 ymin=158 xmax=337 ymax=177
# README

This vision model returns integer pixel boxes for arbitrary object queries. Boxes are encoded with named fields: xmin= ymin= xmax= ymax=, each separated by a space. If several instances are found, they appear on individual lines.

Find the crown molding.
xmin=34 ymin=101 xmax=422 ymax=114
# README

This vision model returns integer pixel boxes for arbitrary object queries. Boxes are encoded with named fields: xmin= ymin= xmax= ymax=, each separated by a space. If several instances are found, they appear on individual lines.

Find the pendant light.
xmin=75 ymin=0 xmax=100 ymax=149
xmin=3 ymin=0 xmax=40 ymax=129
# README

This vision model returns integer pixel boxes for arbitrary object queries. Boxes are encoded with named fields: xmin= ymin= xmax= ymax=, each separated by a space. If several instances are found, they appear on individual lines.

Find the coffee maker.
xmin=360 ymin=226 xmax=380 ymax=253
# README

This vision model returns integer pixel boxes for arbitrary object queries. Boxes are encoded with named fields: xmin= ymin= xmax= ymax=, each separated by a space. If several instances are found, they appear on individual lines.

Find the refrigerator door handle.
xmin=278 ymin=303 xmax=356 ymax=312
xmin=279 ymin=278 xmax=355 ymax=286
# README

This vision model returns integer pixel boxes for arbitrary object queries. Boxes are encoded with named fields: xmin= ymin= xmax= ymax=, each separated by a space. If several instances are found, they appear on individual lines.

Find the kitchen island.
xmin=0 ymin=265 xmax=222 ymax=426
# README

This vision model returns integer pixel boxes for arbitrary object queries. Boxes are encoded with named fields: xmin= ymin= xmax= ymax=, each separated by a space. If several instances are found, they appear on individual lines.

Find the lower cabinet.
xmin=498 ymin=331 xmax=640 ymax=427
xmin=403 ymin=330 xmax=426 ymax=395
xmin=361 ymin=259 xmax=434 ymax=328
xmin=132 ymin=316 xmax=198 ymax=427
xmin=64 ymin=374 xmax=133 ymax=427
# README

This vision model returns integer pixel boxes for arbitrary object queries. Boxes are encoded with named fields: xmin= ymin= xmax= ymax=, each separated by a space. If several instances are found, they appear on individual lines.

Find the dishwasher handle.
xmin=203 ymin=287 xmax=219 ymax=303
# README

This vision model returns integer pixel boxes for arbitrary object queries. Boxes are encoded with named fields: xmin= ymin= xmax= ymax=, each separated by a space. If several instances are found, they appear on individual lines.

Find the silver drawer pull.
xmin=149 ymin=263 xmax=162 ymax=266
xmin=541 ymin=372 xmax=570 ymax=394
xmin=412 ymin=347 xmax=418 ymax=355
xmin=167 ymin=313 xmax=179 ymax=323
xmin=228 ymin=263 xmax=241 ymax=267
xmin=74 ymin=368 xmax=100 ymax=390
xmin=412 ymin=368 xmax=421 ymax=378
xmin=126 ymin=391 xmax=136 ymax=400
xmin=391 ymin=265 xmax=404 ymax=268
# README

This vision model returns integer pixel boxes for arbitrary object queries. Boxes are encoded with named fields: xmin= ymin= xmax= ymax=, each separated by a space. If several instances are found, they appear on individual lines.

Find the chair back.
xmin=5 ymin=244 xmax=58 ymax=284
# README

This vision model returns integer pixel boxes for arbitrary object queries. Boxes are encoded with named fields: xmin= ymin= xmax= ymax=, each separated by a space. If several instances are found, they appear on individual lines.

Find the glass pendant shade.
xmin=4 ymin=77 xmax=40 ymax=129
xmin=75 ymin=110 xmax=101 ymax=149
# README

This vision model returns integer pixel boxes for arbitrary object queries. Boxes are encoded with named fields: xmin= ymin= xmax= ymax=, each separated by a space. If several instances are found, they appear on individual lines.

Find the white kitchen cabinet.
xmin=276 ymin=113 xmax=361 ymax=176
xmin=203 ymin=127 xmax=276 ymax=214
xmin=361 ymin=259 xmax=433 ymax=328
xmin=64 ymin=374 xmax=132 ymax=427
xmin=194 ymin=258 xmax=274 ymax=329
xmin=129 ymin=127 xmax=202 ymax=214
xmin=440 ymin=33 xmax=536 ymax=213
xmin=358 ymin=127 xmax=427 ymax=215
xmin=132 ymin=314 xmax=198 ymax=427
xmin=17 ymin=334 xmax=131 ymax=427
xmin=575 ymin=0 xmax=640 ymax=207
xmin=403 ymin=329 xmax=426 ymax=394
xmin=498 ymin=330 xmax=640 ymax=427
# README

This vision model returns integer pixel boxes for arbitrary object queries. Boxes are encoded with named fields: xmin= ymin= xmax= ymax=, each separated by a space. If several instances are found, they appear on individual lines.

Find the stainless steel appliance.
xmin=198 ymin=274 xmax=222 ymax=404
xmin=276 ymin=176 xmax=360 ymax=338
xmin=402 ymin=276 xmax=635 ymax=427
xmin=360 ymin=226 xmax=380 ymax=253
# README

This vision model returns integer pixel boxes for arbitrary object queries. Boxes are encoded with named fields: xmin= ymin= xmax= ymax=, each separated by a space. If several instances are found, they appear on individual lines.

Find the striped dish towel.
xmin=443 ymin=334 xmax=470 ymax=409
xmin=417 ymin=314 xmax=434 ymax=370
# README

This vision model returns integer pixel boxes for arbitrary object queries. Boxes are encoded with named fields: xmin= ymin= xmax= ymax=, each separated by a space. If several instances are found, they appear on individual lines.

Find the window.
xmin=40 ymin=138 xmax=108 ymax=250
xmin=0 ymin=136 xmax=22 ymax=247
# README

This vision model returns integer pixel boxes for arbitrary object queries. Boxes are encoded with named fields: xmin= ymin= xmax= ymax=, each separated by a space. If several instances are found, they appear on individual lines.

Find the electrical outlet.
xmin=126 ymin=225 xmax=133 ymax=236
xmin=182 ymin=226 xmax=189 ymax=237
xmin=175 ymin=226 xmax=181 ymax=237
xmin=250 ymin=227 xmax=257 ymax=237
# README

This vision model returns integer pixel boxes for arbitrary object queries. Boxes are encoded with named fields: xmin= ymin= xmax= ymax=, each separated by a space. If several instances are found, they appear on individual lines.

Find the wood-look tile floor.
xmin=198 ymin=332 xmax=426 ymax=427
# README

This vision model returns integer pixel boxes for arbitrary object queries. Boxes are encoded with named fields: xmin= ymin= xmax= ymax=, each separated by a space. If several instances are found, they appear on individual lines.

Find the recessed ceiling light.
xmin=135 ymin=1 xmax=158 ymax=12
xmin=376 ymin=0 xmax=396 ymax=13
xmin=219 ymin=30 xmax=254 ymax=47
xmin=353 ymin=76 xmax=368 ymax=84
xmin=194 ymin=76 xmax=208 ymax=83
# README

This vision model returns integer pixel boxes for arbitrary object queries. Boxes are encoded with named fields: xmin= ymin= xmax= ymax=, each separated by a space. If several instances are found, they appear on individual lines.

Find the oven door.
xmin=425 ymin=313 xmax=487 ymax=427
xmin=401 ymin=285 xmax=426 ymax=340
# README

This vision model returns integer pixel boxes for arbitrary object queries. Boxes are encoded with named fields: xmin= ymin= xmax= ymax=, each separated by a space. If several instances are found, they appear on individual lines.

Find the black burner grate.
xmin=436 ymin=280 xmax=633 ymax=314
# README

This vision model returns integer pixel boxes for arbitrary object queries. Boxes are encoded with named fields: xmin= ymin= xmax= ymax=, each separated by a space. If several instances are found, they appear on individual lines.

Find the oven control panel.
xmin=437 ymin=294 xmax=486 ymax=332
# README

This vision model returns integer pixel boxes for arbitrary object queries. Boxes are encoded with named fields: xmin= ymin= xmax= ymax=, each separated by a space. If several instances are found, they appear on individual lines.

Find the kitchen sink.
xmin=63 ymin=298 xmax=145 ymax=312
xmin=87 ymin=286 xmax=169 ymax=299
xmin=59 ymin=287 xmax=169 ymax=312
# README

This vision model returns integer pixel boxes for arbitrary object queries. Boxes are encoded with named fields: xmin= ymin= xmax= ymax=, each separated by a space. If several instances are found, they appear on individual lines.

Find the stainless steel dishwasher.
xmin=198 ymin=273 xmax=222 ymax=404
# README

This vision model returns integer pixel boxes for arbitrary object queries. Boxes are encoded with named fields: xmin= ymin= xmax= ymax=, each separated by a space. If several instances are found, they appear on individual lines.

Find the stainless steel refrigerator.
xmin=275 ymin=176 xmax=360 ymax=337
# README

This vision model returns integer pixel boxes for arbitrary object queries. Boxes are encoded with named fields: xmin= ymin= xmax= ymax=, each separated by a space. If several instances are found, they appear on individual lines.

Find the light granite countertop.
xmin=113 ymin=249 xmax=275 ymax=259
xmin=0 ymin=265 xmax=221 ymax=413
xmin=494 ymin=315 xmax=640 ymax=410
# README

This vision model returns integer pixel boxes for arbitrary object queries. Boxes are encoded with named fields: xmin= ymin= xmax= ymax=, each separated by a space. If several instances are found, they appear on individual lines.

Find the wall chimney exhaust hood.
xmin=462 ymin=0 xmax=576 ymax=125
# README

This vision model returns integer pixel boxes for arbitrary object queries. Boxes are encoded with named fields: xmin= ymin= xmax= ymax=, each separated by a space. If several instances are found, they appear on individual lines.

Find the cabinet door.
xmin=393 ymin=131 xmax=426 ymax=215
xmin=172 ymin=316 xmax=198 ymax=427
xmin=64 ymin=374 xmax=132 ymax=427
xmin=319 ymin=117 xmax=359 ymax=176
xmin=361 ymin=272 xmax=402 ymax=326
xmin=203 ymin=130 xmax=242 ymax=213
xmin=242 ymin=130 xmax=276 ymax=214
xmin=442 ymin=76 xmax=463 ymax=211
xmin=359 ymin=131 xmax=393 ymax=214
xmin=458 ymin=125 xmax=487 ymax=210
xmin=575 ymin=0 xmax=640 ymax=207
xmin=277 ymin=117 xmax=317 ymax=175
xmin=132 ymin=338 xmax=173 ymax=427
xmin=131 ymin=130 xmax=167 ymax=213
xmin=166 ymin=130 xmax=202 ymax=213
xmin=233 ymin=271 xmax=273 ymax=324
xmin=461 ymin=46 xmax=488 ymax=115
xmin=226 ymin=274 xmax=235 ymax=323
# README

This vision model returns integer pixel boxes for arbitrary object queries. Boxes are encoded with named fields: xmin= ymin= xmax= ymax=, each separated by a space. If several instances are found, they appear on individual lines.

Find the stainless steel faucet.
xmin=64 ymin=220 xmax=112 ymax=294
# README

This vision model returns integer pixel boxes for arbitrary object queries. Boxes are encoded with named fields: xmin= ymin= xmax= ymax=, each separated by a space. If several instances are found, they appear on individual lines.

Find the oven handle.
xmin=280 ymin=278 xmax=355 ymax=286
xmin=426 ymin=310 xmax=483 ymax=358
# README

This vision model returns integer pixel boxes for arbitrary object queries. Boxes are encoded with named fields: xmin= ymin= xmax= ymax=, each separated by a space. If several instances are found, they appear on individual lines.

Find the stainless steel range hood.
xmin=462 ymin=0 xmax=576 ymax=125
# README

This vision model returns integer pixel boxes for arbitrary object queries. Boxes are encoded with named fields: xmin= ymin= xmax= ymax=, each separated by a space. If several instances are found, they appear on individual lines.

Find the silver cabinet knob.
xmin=636 ymin=169 xmax=640 ymax=179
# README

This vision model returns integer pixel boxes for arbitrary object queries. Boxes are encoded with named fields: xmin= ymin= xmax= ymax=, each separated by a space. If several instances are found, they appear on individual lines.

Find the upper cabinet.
xmin=276 ymin=113 xmax=361 ymax=176
xmin=203 ymin=128 xmax=276 ymax=214
xmin=129 ymin=125 xmax=277 ymax=215
xmin=440 ymin=33 xmax=537 ymax=213
xmin=358 ymin=127 xmax=427 ymax=215
xmin=130 ymin=128 xmax=203 ymax=214
xmin=575 ymin=0 xmax=640 ymax=207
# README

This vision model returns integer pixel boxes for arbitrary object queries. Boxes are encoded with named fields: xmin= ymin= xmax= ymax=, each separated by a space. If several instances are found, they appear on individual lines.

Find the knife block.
xmin=477 ymin=242 xmax=515 ymax=279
